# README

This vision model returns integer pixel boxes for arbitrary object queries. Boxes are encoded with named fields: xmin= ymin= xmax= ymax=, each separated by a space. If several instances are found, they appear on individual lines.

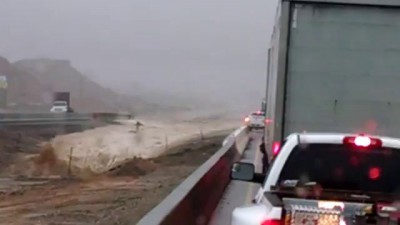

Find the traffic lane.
xmin=208 ymin=131 xmax=263 ymax=225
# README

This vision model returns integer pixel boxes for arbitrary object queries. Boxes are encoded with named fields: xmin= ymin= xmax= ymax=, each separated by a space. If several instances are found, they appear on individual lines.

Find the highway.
xmin=209 ymin=131 xmax=263 ymax=225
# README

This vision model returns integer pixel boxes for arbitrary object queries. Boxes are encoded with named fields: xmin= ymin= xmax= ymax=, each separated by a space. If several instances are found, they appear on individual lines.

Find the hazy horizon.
xmin=0 ymin=0 xmax=278 ymax=112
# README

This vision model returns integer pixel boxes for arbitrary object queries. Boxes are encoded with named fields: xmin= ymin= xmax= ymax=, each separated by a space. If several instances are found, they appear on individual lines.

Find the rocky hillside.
xmin=0 ymin=56 xmax=208 ymax=115
xmin=0 ymin=56 xmax=47 ymax=106
xmin=0 ymin=56 xmax=157 ymax=113
xmin=14 ymin=58 xmax=131 ymax=112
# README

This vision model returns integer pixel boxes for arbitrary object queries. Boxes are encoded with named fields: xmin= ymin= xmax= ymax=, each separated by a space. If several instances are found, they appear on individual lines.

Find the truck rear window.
xmin=278 ymin=144 xmax=400 ymax=194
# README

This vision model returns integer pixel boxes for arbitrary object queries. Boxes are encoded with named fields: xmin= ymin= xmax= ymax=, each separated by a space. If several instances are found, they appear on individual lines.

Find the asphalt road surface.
xmin=209 ymin=131 xmax=263 ymax=225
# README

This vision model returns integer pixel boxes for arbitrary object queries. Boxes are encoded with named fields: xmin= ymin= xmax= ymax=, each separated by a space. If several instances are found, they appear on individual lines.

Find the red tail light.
xmin=261 ymin=219 xmax=281 ymax=225
xmin=343 ymin=135 xmax=382 ymax=148
xmin=272 ymin=141 xmax=281 ymax=155
xmin=265 ymin=118 xmax=272 ymax=124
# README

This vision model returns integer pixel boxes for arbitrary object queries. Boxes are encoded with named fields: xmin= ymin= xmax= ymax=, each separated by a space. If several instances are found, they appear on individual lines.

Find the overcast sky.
xmin=0 ymin=0 xmax=278 ymax=112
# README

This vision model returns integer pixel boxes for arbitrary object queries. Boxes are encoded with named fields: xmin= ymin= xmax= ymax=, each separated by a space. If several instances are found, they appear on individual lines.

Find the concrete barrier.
xmin=136 ymin=126 xmax=250 ymax=225
xmin=221 ymin=130 xmax=236 ymax=147
xmin=235 ymin=126 xmax=250 ymax=154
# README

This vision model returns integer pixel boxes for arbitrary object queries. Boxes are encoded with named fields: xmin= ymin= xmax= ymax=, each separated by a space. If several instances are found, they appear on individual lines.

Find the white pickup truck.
xmin=231 ymin=133 xmax=400 ymax=225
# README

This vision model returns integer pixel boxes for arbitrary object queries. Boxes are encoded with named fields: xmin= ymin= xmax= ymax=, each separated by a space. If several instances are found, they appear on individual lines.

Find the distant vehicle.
xmin=244 ymin=111 xmax=265 ymax=130
xmin=50 ymin=100 xmax=68 ymax=113
xmin=50 ymin=92 xmax=74 ymax=113
xmin=231 ymin=133 xmax=400 ymax=225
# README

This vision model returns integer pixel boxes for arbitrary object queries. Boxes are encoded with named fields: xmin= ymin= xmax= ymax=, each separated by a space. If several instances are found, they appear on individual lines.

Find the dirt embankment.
xmin=0 ymin=128 xmax=71 ymax=176
xmin=0 ymin=123 xmax=107 ymax=178
xmin=0 ymin=134 xmax=226 ymax=225
xmin=0 ymin=116 xmax=234 ymax=225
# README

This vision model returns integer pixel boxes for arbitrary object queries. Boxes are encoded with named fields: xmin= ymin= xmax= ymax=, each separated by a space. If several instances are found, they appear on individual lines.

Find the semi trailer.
xmin=264 ymin=0 xmax=400 ymax=158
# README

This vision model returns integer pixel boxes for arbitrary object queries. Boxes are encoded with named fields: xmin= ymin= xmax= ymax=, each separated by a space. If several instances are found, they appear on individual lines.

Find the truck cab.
xmin=51 ymin=92 xmax=74 ymax=113
xmin=50 ymin=100 xmax=68 ymax=113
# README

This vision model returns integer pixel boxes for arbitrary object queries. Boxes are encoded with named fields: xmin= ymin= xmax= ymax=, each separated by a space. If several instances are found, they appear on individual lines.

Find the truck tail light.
xmin=343 ymin=135 xmax=382 ymax=148
xmin=261 ymin=219 xmax=281 ymax=225
xmin=272 ymin=141 xmax=281 ymax=155
xmin=265 ymin=118 xmax=272 ymax=124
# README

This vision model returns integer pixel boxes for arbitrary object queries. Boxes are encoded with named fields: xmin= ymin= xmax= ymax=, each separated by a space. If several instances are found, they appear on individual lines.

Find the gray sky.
xmin=0 ymin=0 xmax=278 ymax=112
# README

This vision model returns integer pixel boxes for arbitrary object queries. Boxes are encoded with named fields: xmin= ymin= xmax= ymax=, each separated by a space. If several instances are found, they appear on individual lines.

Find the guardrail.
xmin=92 ymin=112 xmax=133 ymax=121
xmin=0 ymin=112 xmax=133 ymax=126
xmin=0 ymin=113 xmax=90 ymax=120
xmin=137 ymin=126 xmax=250 ymax=225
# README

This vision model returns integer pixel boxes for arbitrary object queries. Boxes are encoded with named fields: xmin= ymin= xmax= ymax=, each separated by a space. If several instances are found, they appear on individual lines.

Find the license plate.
xmin=289 ymin=205 xmax=341 ymax=225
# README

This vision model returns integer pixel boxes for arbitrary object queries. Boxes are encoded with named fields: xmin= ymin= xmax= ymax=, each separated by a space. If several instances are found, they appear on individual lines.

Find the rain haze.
xmin=0 ymin=0 xmax=278 ymax=115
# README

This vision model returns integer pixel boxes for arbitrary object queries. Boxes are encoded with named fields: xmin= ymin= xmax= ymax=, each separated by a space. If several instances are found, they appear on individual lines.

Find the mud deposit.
xmin=0 ymin=134 xmax=225 ymax=225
